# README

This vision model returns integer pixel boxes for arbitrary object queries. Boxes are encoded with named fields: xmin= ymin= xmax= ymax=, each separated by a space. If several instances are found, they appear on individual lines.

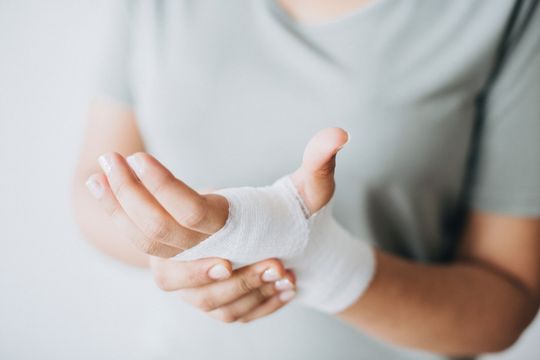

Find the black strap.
xmin=446 ymin=0 xmax=539 ymax=259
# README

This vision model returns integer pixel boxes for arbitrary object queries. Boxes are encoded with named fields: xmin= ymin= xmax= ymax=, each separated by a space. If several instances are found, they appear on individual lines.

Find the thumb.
xmin=291 ymin=127 xmax=349 ymax=214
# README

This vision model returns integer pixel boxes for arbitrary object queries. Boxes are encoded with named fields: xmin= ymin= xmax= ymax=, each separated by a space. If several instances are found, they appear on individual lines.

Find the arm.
xmin=72 ymin=98 xmax=149 ymax=267
xmin=78 ymin=122 xmax=539 ymax=345
xmin=339 ymin=212 xmax=540 ymax=356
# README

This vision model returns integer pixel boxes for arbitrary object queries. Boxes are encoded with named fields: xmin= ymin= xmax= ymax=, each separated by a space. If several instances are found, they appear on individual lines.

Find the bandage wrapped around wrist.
xmin=174 ymin=176 xmax=375 ymax=313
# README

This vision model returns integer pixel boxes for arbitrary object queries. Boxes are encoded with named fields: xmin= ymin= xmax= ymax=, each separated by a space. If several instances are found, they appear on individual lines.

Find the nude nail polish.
xmin=85 ymin=176 xmax=104 ymax=199
xmin=262 ymin=268 xmax=280 ymax=282
xmin=208 ymin=264 xmax=230 ymax=280
xmin=98 ymin=155 xmax=113 ymax=174
xmin=279 ymin=290 xmax=296 ymax=302
xmin=275 ymin=278 xmax=294 ymax=291
xmin=337 ymin=130 xmax=350 ymax=150
xmin=126 ymin=154 xmax=143 ymax=176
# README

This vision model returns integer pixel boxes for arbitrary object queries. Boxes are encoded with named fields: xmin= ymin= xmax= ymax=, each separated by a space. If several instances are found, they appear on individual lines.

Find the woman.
xmin=73 ymin=0 xmax=540 ymax=359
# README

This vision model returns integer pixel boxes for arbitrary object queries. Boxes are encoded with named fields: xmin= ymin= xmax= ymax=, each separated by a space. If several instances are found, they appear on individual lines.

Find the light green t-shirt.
xmin=96 ymin=1 xmax=540 ymax=359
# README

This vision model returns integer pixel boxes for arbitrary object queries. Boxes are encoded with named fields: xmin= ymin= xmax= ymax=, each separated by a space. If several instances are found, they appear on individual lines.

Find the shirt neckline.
xmin=265 ymin=0 xmax=390 ymax=30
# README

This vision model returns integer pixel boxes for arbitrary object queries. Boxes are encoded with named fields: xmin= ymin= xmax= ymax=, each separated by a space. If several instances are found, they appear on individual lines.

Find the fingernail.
xmin=126 ymin=154 xmax=144 ymax=176
xmin=208 ymin=264 xmax=230 ymax=280
xmin=279 ymin=290 xmax=296 ymax=302
xmin=85 ymin=176 xmax=104 ymax=199
xmin=262 ymin=268 xmax=280 ymax=282
xmin=275 ymin=278 xmax=294 ymax=291
xmin=98 ymin=154 xmax=113 ymax=174
xmin=337 ymin=130 xmax=350 ymax=151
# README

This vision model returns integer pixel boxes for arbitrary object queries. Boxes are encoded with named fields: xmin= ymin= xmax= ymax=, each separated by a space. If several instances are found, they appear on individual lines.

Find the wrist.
xmin=290 ymin=206 xmax=376 ymax=313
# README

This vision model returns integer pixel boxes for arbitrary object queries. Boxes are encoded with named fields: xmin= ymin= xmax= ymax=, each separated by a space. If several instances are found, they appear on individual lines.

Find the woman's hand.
xmin=85 ymin=152 xmax=230 ymax=258
xmin=84 ymin=127 xmax=349 ymax=258
xmin=84 ymin=153 xmax=300 ymax=322
xmin=149 ymin=256 xmax=296 ymax=323
xmin=84 ymin=127 xmax=348 ymax=321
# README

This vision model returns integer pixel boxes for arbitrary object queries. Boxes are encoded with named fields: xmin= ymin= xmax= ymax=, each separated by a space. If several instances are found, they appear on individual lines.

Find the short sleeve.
xmin=93 ymin=0 xmax=134 ymax=106
xmin=469 ymin=9 xmax=540 ymax=216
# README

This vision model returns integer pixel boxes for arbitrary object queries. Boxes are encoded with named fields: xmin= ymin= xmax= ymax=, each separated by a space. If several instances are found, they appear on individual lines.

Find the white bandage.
xmin=174 ymin=176 xmax=375 ymax=313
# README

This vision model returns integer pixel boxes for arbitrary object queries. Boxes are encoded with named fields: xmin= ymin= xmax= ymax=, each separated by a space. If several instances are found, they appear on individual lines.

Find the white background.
xmin=0 ymin=1 xmax=538 ymax=359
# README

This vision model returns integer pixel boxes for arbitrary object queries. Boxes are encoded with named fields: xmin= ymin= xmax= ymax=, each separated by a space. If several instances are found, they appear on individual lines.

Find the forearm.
xmin=73 ymin=100 xmax=149 ymax=267
xmin=338 ymin=249 xmax=539 ymax=356
xmin=72 ymin=170 xmax=149 ymax=268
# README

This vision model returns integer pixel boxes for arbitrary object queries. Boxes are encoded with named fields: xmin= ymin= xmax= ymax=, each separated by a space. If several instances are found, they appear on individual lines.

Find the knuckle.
xmin=258 ymin=285 xmax=276 ymax=299
xmin=150 ymin=171 xmax=175 ymax=196
xmin=185 ymin=267 xmax=207 ymax=285
xmin=195 ymin=296 xmax=217 ymax=312
xmin=179 ymin=198 xmax=208 ymax=229
xmin=252 ymin=288 xmax=267 ymax=303
xmin=152 ymin=272 xmax=172 ymax=291
xmin=142 ymin=217 xmax=172 ymax=243
xmin=215 ymin=309 xmax=238 ymax=323
xmin=135 ymin=237 xmax=162 ymax=256
xmin=238 ymin=276 xmax=255 ymax=294
xmin=314 ymin=157 xmax=336 ymax=178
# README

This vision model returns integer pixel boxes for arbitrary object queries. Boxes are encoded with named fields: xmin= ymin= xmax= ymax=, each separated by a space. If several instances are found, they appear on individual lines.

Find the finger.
xmin=98 ymin=152 xmax=208 ymax=250
xmin=179 ymin=259 xmax=286 ymax=312
xmin=207 ymin=282 xmax=278 ymax=323
xmin=236 ymin=270 xmax=296 ymax=323
xmin=150 ymin=256 xmax=232 ymax=291
xmin=291 ymin=127 xmax=349 ymax=214
xmin=125 ymin=152 xmax=228 ymax=235
xmin=237 ymin=294 xmax=294 ymax=323
xmin=85 ymin=173 xmax=181 ymax=258
xmin=301 ymin=127 xmax=349 ymax=176
xmin=208 ymin=270 xmax=296 ymax=323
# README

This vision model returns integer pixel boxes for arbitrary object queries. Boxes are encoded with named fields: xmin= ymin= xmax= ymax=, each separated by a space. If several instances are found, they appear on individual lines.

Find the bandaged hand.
xmin=175 ymin=128 xmax=375 ymax=313
xmin=86 ymin=151 xmax=296 ymax=322
xmin=88 ymin=128 xmax=375 ymax=313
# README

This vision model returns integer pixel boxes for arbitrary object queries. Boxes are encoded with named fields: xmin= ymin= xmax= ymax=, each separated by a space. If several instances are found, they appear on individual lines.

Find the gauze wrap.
xmin=174 ymin=176 xmax=375 ymax=313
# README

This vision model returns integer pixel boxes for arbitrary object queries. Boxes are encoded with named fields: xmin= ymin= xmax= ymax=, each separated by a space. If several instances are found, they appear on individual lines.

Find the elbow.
xmin=484 ymin=328 xmax=523 ymax=354
xmin=448 ymin=322 xmax=527 ymax=357
xmin=446 ymin=328 xmax=522 ymax=357
xmin=475 ymin=300 xmax=538 ymax=355
xmin=446 ymin=297 xmax=538 ymax=357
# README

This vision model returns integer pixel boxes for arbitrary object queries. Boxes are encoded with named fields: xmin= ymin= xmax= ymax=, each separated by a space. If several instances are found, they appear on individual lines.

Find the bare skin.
xmin=277 ymin=0 xmax=374 ymax=24
xmin=73 ymin=0 xmax=539 ymax=355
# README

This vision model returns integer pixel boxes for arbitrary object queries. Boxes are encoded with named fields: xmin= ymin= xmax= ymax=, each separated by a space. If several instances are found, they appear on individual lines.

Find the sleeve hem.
xmin=469 ymin=192 xmax=540 ymax=217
